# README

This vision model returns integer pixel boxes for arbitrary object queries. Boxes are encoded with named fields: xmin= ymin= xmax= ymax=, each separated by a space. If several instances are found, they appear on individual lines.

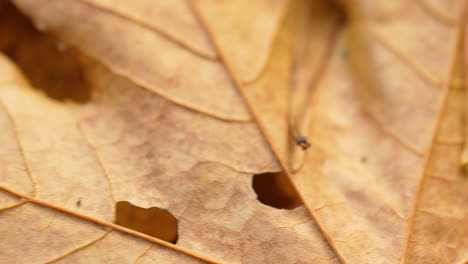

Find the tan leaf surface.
xmin=81 ymin=0 xmax=217 ymax=59
xmin=0 ymin=1 xmax=339 ymax=263
xmin=2 ymin=0 xmax=468 ymax=263
xmin=0 ymin=54 xmax=206 ymax=264
xmin=403 ymin=36 xmax=468 ymax=264
xmin=0 ymin=45 xmax=337 ymax=264
xmin=12 ymin=0 xmax=249 ymax=121
xmin=187 ymin=0 xmax=288 ymax=83
xmin=194 ymin=0 xmax=467 ymax=263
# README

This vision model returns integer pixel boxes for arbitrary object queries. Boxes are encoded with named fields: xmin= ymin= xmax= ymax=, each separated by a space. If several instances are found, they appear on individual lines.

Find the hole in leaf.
xmin=252 ymin=172 xmax=303 ymax=209
xmin=0 ymin=1 xmax=90 ymax=102
xmin=115 ymin=201 xmax=178 ymax=244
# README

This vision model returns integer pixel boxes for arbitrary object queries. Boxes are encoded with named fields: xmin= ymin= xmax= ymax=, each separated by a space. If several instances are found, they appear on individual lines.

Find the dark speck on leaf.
xmin=295 ymin=135 xmax=310 ymax=150
xmin=341 ymin=48 xmax=349 ymax=60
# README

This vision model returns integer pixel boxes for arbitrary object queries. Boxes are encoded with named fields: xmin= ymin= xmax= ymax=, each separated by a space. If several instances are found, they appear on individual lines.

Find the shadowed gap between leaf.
xmin=0 ymin=0 xmax=91 ymax=103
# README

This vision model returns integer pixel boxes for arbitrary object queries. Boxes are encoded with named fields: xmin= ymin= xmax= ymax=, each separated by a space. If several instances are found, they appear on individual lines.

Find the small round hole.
xmin=252 ymin=172 xmax=303 ymax=209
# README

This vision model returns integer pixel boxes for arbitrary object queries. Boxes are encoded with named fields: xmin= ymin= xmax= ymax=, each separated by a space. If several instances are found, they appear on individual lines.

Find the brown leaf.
xmin=403 ymin=33 xmax=468 ymax=263
xmin=194 ymin=0 xmax=466 ymax=263
xmin=1 ymin=0 xmax=467 ymax=263
xmin=0 ymin=1 xmax=337 ymax=263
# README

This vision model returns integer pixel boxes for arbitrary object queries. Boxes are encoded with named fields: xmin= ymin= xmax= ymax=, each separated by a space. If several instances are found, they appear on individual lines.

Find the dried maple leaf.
xmin=193 ymin=0 xmax=468 ymax=263
xmin=0 ymin=0 xmax=467 ymax=263
xmin=0 ymin=0 xmax=335 ymax=263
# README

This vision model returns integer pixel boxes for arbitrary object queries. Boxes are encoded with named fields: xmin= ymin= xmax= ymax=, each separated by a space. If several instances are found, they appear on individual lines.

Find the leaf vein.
xmin=78 ymin=0 xmax=218 ymax=60
xmin=42 ymin=230 xmax=112 ymax=264
xmin=0 ymin=184 xmax=222 ymax=264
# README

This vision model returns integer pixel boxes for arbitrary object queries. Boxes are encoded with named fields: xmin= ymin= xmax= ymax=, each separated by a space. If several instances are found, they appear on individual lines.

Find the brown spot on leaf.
xmin=145 ymin=152 xmax=155 ymax=159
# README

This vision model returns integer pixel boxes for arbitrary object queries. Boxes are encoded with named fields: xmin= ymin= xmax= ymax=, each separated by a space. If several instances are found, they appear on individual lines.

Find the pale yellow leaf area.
xmin=1 ymin=0 xmax=468 ymax=263
xmin=195 ymin=0 xmax=468 ymax=263
xmin=0 ymin=1 xmax=340 ymax=263
xmin=0 ymin=50 xmax=338 ymax=263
